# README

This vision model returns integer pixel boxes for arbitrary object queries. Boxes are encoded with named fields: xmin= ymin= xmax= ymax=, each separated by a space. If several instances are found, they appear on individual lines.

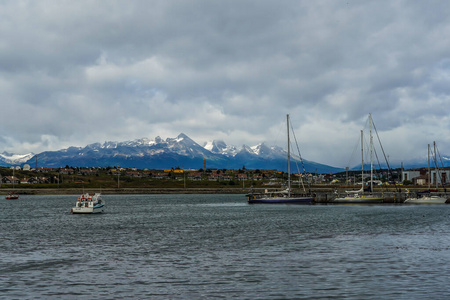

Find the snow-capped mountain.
xmin=250 ymin=143 xmax=285 ymax=158
xmin=0 ymin=152 xmax=35 ymax=166
xmin=1 ymin=133 xmax=345 ymax=173
xmin=203 ymin=140 xmax=238 ymax=156
xmin=27 ymin=133 xmax=230 ymax=170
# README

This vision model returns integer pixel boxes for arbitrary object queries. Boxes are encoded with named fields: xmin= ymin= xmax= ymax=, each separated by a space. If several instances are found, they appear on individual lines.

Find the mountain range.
xmin=2 ymin=133 xmax=448 ymax=173
xmin=0 ymin=133 xmax=344 ymax=173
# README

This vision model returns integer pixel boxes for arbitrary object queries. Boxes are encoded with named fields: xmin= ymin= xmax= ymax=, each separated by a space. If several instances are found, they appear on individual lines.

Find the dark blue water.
xmin=1 ymin=194 xmax=449 ymax=299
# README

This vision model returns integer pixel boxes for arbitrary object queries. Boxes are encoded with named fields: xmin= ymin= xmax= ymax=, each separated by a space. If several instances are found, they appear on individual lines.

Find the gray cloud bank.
xmin=1 ymin=0 xmax=450 ymax=167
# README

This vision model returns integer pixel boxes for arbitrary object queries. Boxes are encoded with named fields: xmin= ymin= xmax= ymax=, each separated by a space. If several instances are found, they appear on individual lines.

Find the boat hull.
xmin=71 ymin=192 xmax=105 ymax=214
xmin=333 ymin=196 xmax=383 ymax=204
xmin=5 ymin=195 xmax=19 ymax=200
xmin=248 ymin=196 xmax=313 ymax=204
xmin=71 ymin=204 xmax=105 ymax=214
xmin=404 ymin=196 xmax=447 ymax=204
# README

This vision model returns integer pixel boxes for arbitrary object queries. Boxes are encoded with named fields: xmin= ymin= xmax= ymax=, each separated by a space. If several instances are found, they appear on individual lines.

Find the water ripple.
xmin=0 ymin=194 xmax=449 ymax=299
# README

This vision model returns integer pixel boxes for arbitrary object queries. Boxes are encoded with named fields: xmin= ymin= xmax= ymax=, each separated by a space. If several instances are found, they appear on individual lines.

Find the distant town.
xmin=2 ymin=164 xmax=449 ymax=190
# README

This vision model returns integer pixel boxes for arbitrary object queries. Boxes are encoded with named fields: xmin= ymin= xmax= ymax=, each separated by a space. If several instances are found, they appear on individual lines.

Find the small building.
xmin=208 ymin=174 xmax=221 ymax=181
xmin=79 ymin=169 xmax=98 ymax=176
xmin=237 ymin=174 xmax=248 ymax=181
xmin=38 ymin=177 xmax=51 ymax=184
xmin=430 ymin=169 xmax=450 ymax=185
xmin=153 ymin=172 xmax=169 ymax=179
xmin=413 ymin=175 xmax=428 ymax=185
xmin=109 ymin=169 xmax=121 ymax=175
xmin=401 ymin=170 xmax=423 ymax=183
xmin=403 ymin=168 xmax=450 ymax=185
xmin=125 ymin=171 xmax=142 ymax=177
xmin=59 ymin=168 xmax=74 ymax=175
xmin=187 ymin=172 xmax=202 ymax=181
xmin=27 ymin=177 xmax=39 ymax=184
xmin=2 ymin=176 xmax=19 ymax=184
xmin=252 ymin=175 xmax=263 ymax=181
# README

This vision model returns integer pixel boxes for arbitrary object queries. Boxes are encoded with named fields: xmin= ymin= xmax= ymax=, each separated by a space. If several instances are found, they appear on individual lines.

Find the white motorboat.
xmin=71 ymin=192 xmax=105 ymax=214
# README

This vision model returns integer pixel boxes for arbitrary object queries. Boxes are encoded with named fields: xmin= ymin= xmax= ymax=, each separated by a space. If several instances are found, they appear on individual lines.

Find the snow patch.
xmin=0 ymin=152 xmax=35 ymax=165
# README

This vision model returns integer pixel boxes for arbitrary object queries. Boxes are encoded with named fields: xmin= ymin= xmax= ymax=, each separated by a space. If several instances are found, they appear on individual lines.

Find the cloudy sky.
xmin=1 ymin=0 xmax=450 ymax=168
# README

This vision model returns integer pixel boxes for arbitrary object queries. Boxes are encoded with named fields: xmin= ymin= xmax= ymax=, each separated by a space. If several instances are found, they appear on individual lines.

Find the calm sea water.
xmin=0 ymin=194 xmax=449 ymax=299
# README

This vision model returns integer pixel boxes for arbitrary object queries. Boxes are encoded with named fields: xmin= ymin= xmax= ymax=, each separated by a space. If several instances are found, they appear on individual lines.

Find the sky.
xmin=1 ymin=0 xmax=450 ymax=168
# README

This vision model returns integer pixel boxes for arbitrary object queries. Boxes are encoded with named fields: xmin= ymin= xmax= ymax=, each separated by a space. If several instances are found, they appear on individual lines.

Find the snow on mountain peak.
xmin=203 ymin=141 xmax=214 ymax=151
xmin=176 ymin=133 xmax=189 ymax=140
xmin=0 ymin=152 xmax=35 ymax=165
xmin=250 ymin=143 xmax=276 ymax=157
xmin=204 ymin=140 xmax=238 ymax=156
xmin=0 ymin=133 xmax=345 ymax=173
xmin=250 ymin=143 xmax=264 ymax=155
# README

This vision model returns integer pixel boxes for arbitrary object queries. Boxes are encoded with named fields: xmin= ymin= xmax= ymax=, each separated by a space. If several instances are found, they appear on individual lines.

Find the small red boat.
xmin=5 ymin=192 xmax=19 ymax=200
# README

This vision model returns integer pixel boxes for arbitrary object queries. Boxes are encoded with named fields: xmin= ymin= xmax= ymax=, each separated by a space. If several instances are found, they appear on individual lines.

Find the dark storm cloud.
xmin=1 ymin=0 xmax=450 ymax=167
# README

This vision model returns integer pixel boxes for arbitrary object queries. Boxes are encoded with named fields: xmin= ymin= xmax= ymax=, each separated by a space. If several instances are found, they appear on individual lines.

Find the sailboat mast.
xmin=370 ymin=113 xmax=373 ymax=194
xmin=287 ymin=114 xmax=291 ymax=197
xmin=361 ymin=129 xmax=364 ymax=188
xmin=434 ymin=141 xmax=438 ymax=189
xmin=428 ymin=144 xmax=431 ymax=190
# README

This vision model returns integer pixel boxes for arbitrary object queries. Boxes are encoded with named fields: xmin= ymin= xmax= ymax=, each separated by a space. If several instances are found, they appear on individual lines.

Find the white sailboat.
xmin=247 ymin=114 xmax=314 ymax=204
xmin=334 ymin=114 xmax=383 ymax=204
xmin=405 ymin=142 xmax=448 ymax=204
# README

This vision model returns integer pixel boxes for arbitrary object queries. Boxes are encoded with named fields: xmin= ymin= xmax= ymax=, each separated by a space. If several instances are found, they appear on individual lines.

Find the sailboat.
xmin=334 ymin=114 xmax=383 ymax=204
xmin=5 ymin=168 xmax=19 ymax=200
xmin=405 ymin=142 xmax=448 ymax=204
xmin=247 ymin=114 xmax=314 ymax=204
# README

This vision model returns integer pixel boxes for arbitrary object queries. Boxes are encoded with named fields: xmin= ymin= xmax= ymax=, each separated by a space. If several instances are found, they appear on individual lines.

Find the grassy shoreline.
xmin=1 ymin=187 xmax=250 ymax=195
